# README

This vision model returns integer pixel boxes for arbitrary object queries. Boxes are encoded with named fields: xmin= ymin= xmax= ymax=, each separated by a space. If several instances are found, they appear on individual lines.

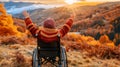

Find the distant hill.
xmin=3 ymin=2 xmax=34 ymax=10
xmin=12 ymin=2 xmax=120 ymax=36
xmin=2 ymin=1 xmax=63 ymax=16
xmin=27 ymin=2 xmax=120 ymax=25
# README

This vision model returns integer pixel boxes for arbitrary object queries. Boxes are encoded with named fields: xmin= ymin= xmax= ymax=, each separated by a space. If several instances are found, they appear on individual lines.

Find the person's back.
xmin=23 ymin=11 xmax=74 ymax=43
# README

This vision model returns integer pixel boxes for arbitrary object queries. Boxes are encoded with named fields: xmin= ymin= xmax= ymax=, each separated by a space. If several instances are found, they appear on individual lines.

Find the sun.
xmin=64 ymin=0 xmax=77 ymax=4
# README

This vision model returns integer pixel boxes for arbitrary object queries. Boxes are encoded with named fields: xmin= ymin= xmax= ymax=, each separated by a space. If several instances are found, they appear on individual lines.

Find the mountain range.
xmin=12 ymin=1 xmax=120 ymax=37
xmin=1 ymin=2 xmax=63 ymax=15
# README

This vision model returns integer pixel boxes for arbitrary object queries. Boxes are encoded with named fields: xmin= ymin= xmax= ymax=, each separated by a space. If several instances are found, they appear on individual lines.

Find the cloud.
xmin=7 ymin=4 xmax=63 ymax=14
xmin=0 ymin=0 xmax=9 ymax=2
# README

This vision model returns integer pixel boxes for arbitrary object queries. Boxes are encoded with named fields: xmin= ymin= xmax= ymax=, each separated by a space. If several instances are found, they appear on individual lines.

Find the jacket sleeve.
xmin=59 ymin=18 xmax=73 ymax=37
xmin=25 ymin=17 xmax=39 ymax=37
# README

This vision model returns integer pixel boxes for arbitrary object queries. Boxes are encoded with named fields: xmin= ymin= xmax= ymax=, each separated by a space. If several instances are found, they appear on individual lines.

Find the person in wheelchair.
xmin=23 ymin=11 xmax=74 ymax=67
xmin=23 ymin=11 xmax=74 ymax=42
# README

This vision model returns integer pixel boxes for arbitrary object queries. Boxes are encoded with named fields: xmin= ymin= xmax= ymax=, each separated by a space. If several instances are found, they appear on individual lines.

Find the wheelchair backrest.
xmin=37 ymin=35 xmax=61 ymax=57
xmin=37 ymin=35 xmax=60 ymax=50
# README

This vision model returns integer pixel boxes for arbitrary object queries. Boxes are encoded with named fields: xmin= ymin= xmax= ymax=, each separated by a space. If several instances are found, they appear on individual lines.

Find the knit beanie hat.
xmin=43 ymin=18 xmax=56 ymax=29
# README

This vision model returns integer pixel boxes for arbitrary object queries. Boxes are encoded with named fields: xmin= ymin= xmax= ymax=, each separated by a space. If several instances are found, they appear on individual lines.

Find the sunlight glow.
xmin=65 ymin=0 xmax=77 ymax=4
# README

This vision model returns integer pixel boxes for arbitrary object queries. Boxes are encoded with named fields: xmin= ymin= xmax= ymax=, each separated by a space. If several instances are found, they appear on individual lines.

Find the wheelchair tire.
xmin=32 ymin=48 xmax=40 ymax=67
xmin=60 ymin=46 xmax=68 ymax=67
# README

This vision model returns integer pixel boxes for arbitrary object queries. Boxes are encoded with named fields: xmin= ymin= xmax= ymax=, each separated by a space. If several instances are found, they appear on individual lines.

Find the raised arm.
xmin=23 ymin=11 xmax=39 ymax=37
xmin=59 ymin=15 xmax=74 ymax=37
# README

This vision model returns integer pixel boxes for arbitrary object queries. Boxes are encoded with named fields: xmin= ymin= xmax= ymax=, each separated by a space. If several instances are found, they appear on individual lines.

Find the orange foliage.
xmin=99 ymin=35 xmax=111 ymax=44
xmin=61 ymin=33 xmax=120 ymax=59
xmin=0 ymin=4 xmax=22 ymax=37
xmin=0 ymin=4 xmax=7 ymax=15
xmin=0 ymin=26 xmax=17 ymax=36
xmin=65 ymin=33 xmax=115 ymax=47
xmin=99 ymin=35 xmax=114 ymax=48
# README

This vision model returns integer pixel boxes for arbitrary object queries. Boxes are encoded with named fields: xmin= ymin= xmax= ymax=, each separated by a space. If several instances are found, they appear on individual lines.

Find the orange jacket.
xmin=25 ymin=17 xmax=73 ymax=43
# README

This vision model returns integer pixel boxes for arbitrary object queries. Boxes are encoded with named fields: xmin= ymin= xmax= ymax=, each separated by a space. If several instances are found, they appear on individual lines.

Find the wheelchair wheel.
xmin=60 ymin=46 xmax=68 ymax=67
xmin=32 ymin=48 xmax=40 ymax=67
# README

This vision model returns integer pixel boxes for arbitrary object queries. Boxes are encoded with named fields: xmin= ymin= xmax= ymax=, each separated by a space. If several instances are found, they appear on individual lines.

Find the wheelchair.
xmin=32 ymin=35 xmax=68 ymax=67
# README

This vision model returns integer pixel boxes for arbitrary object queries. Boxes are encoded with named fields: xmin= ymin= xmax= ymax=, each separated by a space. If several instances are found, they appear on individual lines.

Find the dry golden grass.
xmin=1 ymin=33 xmax=119 ymax=67
xmin=0 ymin=44 xmax=120 ymax=67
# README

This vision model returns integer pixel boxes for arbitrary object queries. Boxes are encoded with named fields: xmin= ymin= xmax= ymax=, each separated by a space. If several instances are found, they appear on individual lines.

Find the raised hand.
xmin=70 ymin=14 xmax=75 ymax=19
xmin=70 ymin=13 xmax=75 ymax=21
xmin=22 ymin=10 xmax=30 ymax=18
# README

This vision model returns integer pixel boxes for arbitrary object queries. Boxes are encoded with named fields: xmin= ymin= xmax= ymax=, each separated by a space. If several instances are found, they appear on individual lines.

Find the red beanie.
xmin=43 ymin=18 xmax=56 ymax=29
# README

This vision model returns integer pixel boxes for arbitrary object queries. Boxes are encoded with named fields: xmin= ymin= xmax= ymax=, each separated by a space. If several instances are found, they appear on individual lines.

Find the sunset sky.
xmin=0 ymin=0 xmax=120 ymax=2
xmin=86 ymin=0 xmax=120 ymax=2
